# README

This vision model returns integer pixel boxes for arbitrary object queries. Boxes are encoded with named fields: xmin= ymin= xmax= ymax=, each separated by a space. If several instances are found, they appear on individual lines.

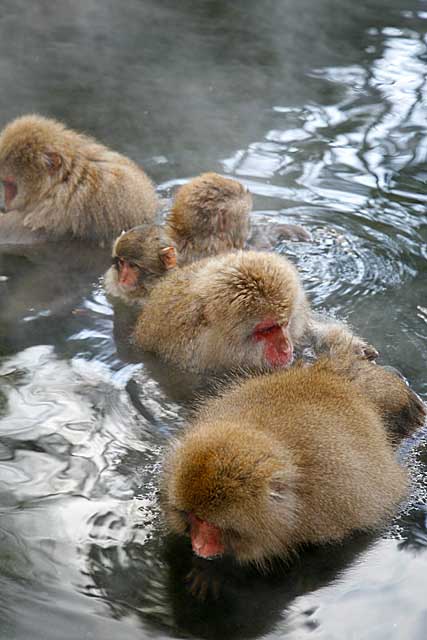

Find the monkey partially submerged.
xmin=105 ymin=233 xmax=377 ymax=372
xmin=161 ymin=354 xmax=425 ymax=566
xmin=0 ymin=114 xmax=159 ymax=245
xmin=165 ymin=172 xmax=252 ymax=264
xmin=104 ymin=171 xmax=252 ymax=284
xmin=104 ymin=224 xmax=177 ymax=305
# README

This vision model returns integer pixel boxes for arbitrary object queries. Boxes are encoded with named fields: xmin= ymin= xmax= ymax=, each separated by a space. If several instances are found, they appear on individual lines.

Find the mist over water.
xmin=1 ymin=1 xmax=427 ymax=639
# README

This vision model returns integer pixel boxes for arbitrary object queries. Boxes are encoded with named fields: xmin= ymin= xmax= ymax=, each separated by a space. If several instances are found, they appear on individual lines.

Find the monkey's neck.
xmin=174 ymin=234 xmax=236 ymax=266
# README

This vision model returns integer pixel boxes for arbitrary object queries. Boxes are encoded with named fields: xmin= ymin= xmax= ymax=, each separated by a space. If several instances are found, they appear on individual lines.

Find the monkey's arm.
xmin=249 ymin=221 xmax=311 ymax=250
xmin=306 ymin=314 xmax=379 ymax=361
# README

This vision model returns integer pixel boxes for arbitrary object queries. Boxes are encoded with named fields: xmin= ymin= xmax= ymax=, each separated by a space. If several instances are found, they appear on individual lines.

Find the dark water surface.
xmin=1 ymin=1 xmax=427 ymax=638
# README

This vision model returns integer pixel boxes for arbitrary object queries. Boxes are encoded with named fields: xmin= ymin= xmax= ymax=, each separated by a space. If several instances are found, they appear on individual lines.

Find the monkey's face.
xmin=165 ymin=490 xmax=294 ymax=566
xmin=251 ymin=317 xmax=294 ymax=368
xmin=216 ymin=314 xmax=294 ymax=371
xmin=0 ymin=175 xmax=16 ymax=212
xmin=111 ymin=254 xmax=148 ymax=299
xmin=162 ymin=426 xmax=298 ymax=566
xmin=0 ymin=154 xmax=58 ymax=213
xmin=107 ymin=230 xmax=177 ymax=303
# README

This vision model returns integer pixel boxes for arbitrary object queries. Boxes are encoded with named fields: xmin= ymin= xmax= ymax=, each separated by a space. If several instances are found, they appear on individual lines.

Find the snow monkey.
xmin=104 ymin=224 xmax=176 ymax=305
xmin=0 ymin=114 xmax=159 ymax=245
xmin=161 ymin=353 xmax=425 ymax=566
xmin=129 ymin=249 xmax=378 ymax=373
xmin=166 ymin=172 xmax=252 ymax=265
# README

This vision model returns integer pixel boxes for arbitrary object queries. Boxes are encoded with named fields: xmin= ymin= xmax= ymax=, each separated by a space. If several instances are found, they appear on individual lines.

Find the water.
xmin=1 ymin=1 xmax=427 ymax=638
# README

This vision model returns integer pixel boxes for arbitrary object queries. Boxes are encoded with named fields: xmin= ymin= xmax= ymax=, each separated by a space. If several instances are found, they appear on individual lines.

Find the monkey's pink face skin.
xmin=188 ymin=513 xmax=225 ymax=559
xmin=1 ymin=176 xmax=17 ymax=211
xmin=115 ymin=258 xmax=141 ymax=290
xmin=253 ymin=318 xmax=294 ymax=367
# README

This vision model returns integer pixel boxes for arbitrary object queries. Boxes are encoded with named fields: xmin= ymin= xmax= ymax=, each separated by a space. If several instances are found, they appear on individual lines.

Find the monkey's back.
xmin=195 ymin=362 xmax=408 ymax=543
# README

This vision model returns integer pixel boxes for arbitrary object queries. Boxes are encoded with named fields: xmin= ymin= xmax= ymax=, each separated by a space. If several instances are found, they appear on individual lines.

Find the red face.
xmin=2 ymin=176 xmax=17 ymax=210
xmin=114 ymin=257 xmax=141 ymax=290
xmin=188 ymin=513 xmax=225 ymax=559
xmin=253 ymin=317 xmax=293 ymax=367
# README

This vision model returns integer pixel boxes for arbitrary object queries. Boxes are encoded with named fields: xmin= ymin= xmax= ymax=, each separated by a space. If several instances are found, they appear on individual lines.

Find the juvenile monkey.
xmin=104 ymin=224 xmax=176 ymax=305
xmin=166 ymin=172 xmax=252 ymax=264
xmin=127 ymin=249 xmax=376 ymax=373
xmin=161 ymin=354 xmax=425 ymax=566
xmin=0 ymin=114 xmax=159 ymax=245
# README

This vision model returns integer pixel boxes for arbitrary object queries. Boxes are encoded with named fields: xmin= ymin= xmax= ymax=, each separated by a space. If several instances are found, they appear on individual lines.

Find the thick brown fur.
xmin=166 ymin=173 xmax=251 ymax=265
xmin=0 ymin=114 xmax=159 ymax=244
xmin=324 ymin=350 xmax=426 ymax=444
xmin=161 ymin=355 xmax=425 ymax=566
xmin=104 ymin=224 xmax=174 ymax=305
xmin=132 ymin=250 xmax=376 ymax=373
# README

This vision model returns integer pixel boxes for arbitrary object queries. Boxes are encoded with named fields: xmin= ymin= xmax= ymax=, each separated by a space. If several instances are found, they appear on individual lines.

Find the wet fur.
xmin=161 ymin=355 xmax=425 ymax=566
xmin=132 ymin=250 xmax=375 ymax=373
xmin=166 ymin=172 xmax=252 ymax=264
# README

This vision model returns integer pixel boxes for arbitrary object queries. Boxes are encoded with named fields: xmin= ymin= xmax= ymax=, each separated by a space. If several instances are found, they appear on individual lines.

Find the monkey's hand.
xmin=250 ymin=221 xmax=311 ymax=250
xmin=309 ymin=317 xmax=379 ymax=362
xmin=351 ymin=338 xmax=379 ymax=361
xmin=185 ymin=566 xmax=222 ymax=601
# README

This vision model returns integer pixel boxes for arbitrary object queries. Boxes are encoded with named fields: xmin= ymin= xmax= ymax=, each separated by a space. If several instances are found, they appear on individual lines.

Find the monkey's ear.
xmin=160 ymin=246 xmax=177 ymax=270
xmin=44 ymin=152 xmax=62 ymax=175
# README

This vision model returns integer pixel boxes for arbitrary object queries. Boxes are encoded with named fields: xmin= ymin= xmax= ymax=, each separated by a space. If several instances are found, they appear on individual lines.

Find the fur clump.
xmin=161 ymin=355 xmax=425 ymax=566
xmin=0 ymin=114 xmax=159 ymax=244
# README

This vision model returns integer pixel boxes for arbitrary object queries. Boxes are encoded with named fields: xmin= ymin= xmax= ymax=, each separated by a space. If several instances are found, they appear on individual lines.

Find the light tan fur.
xmin=166 ymin=173 xmax=251 ymax=264
xmin=132 ymin=250 xmax=375 ymax=373
xmin=161 ymin=355 xmax=425 ymax=566
xmin=0 ymin=114 xmax=159 ymax=244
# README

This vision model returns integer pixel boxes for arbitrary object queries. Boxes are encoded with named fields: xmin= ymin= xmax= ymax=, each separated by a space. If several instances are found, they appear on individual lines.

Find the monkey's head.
xmin=162 ymin=422 xmax=299 ymax=566
xmin=104 ymin=225 xmax=177 ymax=303
xmin=168 ymin=173 xmax=251 ymax=247
xmin=196 ymin=251 xmax=308 ymax=371
xmin=0 ymin=115 xmax=79 ymax=214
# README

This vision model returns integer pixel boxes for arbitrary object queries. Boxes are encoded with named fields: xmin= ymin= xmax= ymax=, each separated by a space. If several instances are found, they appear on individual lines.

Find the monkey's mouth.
xmin=118 ymin=282 xmax=145 ymax=297
xmin=189 ymin=513 xmax=225 ymax=559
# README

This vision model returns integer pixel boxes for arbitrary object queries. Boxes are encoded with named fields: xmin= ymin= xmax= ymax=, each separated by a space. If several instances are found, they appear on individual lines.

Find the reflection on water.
xmin=1 ymin=1 xmax=427 ymax=639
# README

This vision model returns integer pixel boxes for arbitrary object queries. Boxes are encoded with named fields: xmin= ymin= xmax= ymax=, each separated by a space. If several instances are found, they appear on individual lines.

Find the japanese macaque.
xmin=130 ymin=249 xmax=376 ymax=373
xmin=161 ymin=354 xmax=425 ymax=567
xmin=0 ymin=114 xmax=159 ymax=245
xmin=104 ymin=224 xmax=176 ymax=305
xmin=166 ymin=173 xmax=252 ymax=264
